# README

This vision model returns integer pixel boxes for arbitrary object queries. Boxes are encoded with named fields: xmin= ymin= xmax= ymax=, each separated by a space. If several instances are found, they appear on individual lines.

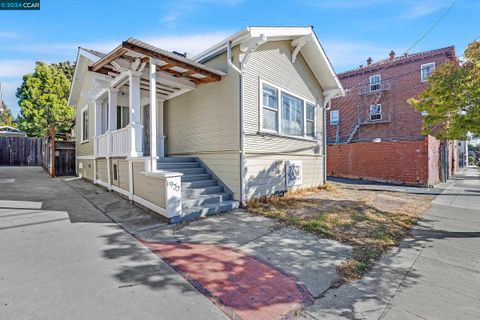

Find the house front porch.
xmin=86 ymin=38 xmax=238 ymax=222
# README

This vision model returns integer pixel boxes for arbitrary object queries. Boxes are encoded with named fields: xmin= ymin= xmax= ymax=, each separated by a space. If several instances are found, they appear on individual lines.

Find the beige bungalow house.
xmin=70 ymin=26 xmax=343 ymax=222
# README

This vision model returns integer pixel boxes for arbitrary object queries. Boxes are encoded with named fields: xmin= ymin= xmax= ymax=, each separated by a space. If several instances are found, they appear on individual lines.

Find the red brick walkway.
xmin=140 ymin=241 xmax=313 ymax=320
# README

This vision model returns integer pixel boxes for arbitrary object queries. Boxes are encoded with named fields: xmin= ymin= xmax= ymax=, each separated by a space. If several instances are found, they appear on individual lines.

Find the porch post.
xmin=149 ymin=58 xmax=158 ymax=171
xmin=157 ymin=101 xmax=165 ymax=158
xmin=93 ymin=99 xmax=101 ymax=157
xmin=107 ymin=88 xmax=118 ymax=156
xmin=129 ymin=70 xmax=143 ymax=158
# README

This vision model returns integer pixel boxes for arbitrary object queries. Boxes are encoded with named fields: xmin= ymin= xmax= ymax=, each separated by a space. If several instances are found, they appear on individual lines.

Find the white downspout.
xmin=227 ymin=41 xmax=245 ymax=205
xmin=322 ymin=90 xmax=347 ymax=184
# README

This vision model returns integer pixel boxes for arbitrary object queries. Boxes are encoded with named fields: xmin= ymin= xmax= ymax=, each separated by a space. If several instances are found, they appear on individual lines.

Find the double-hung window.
xmin=369 ymin=104 xmax=382 ymax=121
xmin=260 ymin=80 xmax=316 ymax=139
xmin=281 ymin=93 xmax=304 ymax=136
xmin=261 ymin=84 xmax=279 ymax=132
xmin=81 ymin=105 xmax=88 ymax=142
xmin=421 ymin=62 xmax=435 ymax=82
xmin=369 ymin=74 xmax=381 ymax=92
xmin=306 ymin=103 xmax=316 ymax=137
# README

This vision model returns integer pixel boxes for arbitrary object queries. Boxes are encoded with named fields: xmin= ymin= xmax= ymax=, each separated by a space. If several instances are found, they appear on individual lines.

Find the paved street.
xmin=302 ymin=166 xmax=480 ymax=320
xmin=1 ymin=166 xmax=479 ymax=320
xmin=0 ymin=167 xmax=227 ymax=320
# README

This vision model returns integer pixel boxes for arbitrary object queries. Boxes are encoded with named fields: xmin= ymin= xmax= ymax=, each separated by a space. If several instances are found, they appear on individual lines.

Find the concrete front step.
xmin=182 ymin=173 xmax=211 ymax=182
xmin=157 ymin=157 xmax=196 ymax=163
xmin=171 ymin=167 xmax=206 ymax=175
xmin=182 ymin=185 xmax=224 ymax=197
xmin=179 ymin=200 xmax=240 ymax=222
xmin=182 ymin=193 xmax=231 ymax=209
xmin=182 ymin=179 xmax=218 ymax=189
xmin=157 ymin=162 xmax=201 ymax=169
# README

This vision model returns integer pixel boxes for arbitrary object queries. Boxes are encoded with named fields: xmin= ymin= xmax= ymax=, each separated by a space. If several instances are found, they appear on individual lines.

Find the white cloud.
xmin=0 ymin=80 xmax=22 ymax=115
xmin=0 ymin=31 xmax=20 ymax=39
xmin=159 ymin=0 xmax=244 ymax=27
xmin=402 ymin=0 xmax=452 ymax=19
xmin=0 ymin=60 xmax=36 ymax=77
xmin=142 ymin=32 xmax=232 ymax=55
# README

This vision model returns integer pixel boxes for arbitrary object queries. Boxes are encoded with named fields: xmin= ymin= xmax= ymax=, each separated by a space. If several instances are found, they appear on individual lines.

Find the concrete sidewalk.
xmin=301 ymin=167 xmax=480 ymax=320
xmin=0 ymin=167 xmax=227 ymax=320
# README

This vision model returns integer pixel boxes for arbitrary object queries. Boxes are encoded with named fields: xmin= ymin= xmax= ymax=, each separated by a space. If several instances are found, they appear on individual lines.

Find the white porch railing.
xmin=95 ymin=132 xmax=109 ymax=157
xmin=94 ymin=127 xmax=131 ymax=157
xmin=110 ymin=126 xmax=131 ymax=156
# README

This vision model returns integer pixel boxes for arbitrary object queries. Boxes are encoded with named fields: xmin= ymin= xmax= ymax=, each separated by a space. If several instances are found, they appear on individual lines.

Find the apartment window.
xmin=330 ymin=110 xmax=340 ymax=125
xmin=421 ymin=62 xmax=435 ymax=82
xmin=117 ymin=106 xmax=129 ymax=129
xmin=81 ymin=105 xmax=88 ymax=142
xmin=260 ymin=80 xmax=316 ymax=139
xmin=369 ymin=74 xmax=381 ymax=92
xmin=261 ymin=83 xmax=279 ymax=132
xmin=369 ymin=104 xmax=382 ymax=121
xmin=306 ymin=103 xmax=316 ymax=137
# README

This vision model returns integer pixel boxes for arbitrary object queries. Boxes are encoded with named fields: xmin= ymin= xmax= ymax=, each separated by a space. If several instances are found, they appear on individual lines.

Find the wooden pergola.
xmin=89 ymin=38 xmax=222 ymax=84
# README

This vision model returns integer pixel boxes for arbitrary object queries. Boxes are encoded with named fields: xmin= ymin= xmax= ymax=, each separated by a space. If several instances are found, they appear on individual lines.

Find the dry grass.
xmin=247 ymin=183 xmax=434 ymax=281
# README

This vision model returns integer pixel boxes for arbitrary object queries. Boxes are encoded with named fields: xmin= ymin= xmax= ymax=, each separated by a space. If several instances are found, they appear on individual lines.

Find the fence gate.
xmin=0 ymin=137 xmax=42 ymax=166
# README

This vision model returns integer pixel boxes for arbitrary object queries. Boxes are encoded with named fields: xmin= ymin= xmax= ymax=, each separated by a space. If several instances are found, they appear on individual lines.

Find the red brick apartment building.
xmin=327 ymin=47 xmax=459 ymax=186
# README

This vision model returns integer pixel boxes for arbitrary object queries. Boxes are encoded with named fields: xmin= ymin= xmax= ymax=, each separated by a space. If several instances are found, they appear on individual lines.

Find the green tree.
xmin=16 ymin=61 xmax=75 ymax=137
xmin=408 ymin=40 xmax=480 ymax=140
xmin=0 ymin=101 xmax=15 ymax=127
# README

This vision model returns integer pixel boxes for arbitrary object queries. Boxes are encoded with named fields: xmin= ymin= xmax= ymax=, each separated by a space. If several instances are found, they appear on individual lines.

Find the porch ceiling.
xmin=89 ymin=38 xmax=225 ymax=84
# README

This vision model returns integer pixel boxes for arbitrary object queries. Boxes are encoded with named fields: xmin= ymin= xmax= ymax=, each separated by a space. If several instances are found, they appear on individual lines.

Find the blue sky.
xmin=0 ymin=0 xmax=478 ymax=116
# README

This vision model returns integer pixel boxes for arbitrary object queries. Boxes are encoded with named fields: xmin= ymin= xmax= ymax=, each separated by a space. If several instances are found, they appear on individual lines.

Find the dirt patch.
xmin=247 ymin=183 xmax=434 ymax=282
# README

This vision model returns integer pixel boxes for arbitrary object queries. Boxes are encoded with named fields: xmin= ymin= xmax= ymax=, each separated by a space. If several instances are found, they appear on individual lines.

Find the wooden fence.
xmin=0 ymin=136 xmax=43 ymax=166
xmin=42 ymin=130 xmax=76 ymax=177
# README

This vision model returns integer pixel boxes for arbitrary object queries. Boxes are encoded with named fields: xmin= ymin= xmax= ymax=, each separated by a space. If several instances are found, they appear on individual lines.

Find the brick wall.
xmin=327 ymin=47 xmax=455 ymax=143
xmin=327 ymin=139 xmax=430 ymax=185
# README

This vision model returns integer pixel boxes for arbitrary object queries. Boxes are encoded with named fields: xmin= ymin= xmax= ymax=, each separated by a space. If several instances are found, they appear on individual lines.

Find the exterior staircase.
xmin=157 ymin=157 xmax=239 ymax=221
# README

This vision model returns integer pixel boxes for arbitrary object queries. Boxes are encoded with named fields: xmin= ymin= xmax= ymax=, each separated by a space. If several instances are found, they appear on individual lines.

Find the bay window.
xmin=260 ymin=80 xmax=316 ymax=139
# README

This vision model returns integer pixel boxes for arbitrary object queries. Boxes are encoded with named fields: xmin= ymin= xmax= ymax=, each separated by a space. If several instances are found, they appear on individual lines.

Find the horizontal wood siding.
xmin=111 ymin=158 xmax=129 ymax=191
xmin=242 ymin=40 xmax=326 ymax=198
xmin=75 ymin=71 xmax=96 ymax=157
xmin=132 ymin=162 xmax=166 ymax=207
xmin=245 ymin=154 xmax=324 ymax=199
xmin=78 ymin=159 xmax=94 ymax=180
xmin=194 ymin=152 xmax=241 ymax=201
xmin=96 ymin=159 xmax=108 ymax=183
xmin=165 ymin=50 xmax=240 ymax=154
xmin=243 ymin=40 xmax=324 ymax=155
xmin=165 ymin=50 xmax=241 ymax=200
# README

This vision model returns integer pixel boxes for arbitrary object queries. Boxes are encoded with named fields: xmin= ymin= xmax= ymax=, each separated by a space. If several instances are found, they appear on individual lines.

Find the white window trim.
xmin=370 ymin=103 xmax=382 ymax=114
xmin=369 ymin=74 xmax=381 ymax=92
xmin=80 ymin=105 xmax=89 ymax=143
xmin=259 ymin=79 xmax=317 ymax=141
xmin=421 ymin=62 xmax=435 ymax=82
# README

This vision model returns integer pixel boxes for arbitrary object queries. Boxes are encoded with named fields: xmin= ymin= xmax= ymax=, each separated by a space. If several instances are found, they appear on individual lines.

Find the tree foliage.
xmin=408 ymin=40 xmax=480 ymax=140
xmin=16 ymin=61 xmax=75 ymax=137
xmin=0 ymin=101 xmax=15 ymax=127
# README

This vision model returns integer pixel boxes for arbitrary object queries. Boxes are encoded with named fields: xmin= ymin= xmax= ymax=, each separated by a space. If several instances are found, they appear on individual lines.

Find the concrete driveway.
xmin=0 ymin=167 xmax=226 ymax=320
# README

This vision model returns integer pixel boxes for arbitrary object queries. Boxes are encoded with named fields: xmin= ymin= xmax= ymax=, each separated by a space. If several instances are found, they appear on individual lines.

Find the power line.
xmin=403 ymin=0 xmax=459 ymax=55
xmin=342 ymin=0 xmax=459 ymax=95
